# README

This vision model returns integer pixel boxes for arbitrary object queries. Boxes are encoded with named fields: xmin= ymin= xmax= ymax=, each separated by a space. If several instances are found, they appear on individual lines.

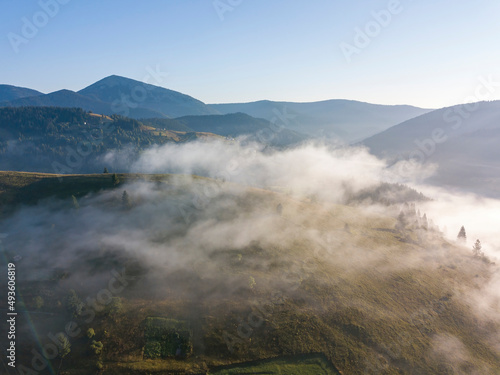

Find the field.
xmin=211 ymin=354 xmax=341 ymax=374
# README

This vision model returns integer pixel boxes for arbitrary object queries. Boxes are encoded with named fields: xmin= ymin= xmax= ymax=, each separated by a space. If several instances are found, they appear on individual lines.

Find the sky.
xmin=1 ymin=0 xmax=500 ymax=108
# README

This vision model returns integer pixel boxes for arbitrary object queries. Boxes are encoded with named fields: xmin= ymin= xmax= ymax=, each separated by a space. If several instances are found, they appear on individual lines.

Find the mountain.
xmin=78 ymin=75 xmax=219 ymax=118
xmin=0 ymin=88 xmax=166 ymax=119
xmin=209 ymin=99 xmax=432 ymax=143
xmin=0 ymin=84 xmax=43 ymax=102
xmin=0 ymin=76 xmax=219 ymax=119
xmin=0 ymin=79 xmax=430 ymax=143
xmin=173 ymin=112 xmax=308 ymax=146
xmin=362 ymin=100 xmax=500 ymax=197
xmin=1 ymin=89 xmax=113 ymax=113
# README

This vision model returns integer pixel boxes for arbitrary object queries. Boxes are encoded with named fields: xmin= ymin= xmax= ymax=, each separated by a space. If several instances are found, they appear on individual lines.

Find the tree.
xmin=95 ymin=360 xmax=103 ymax=371
xmin=56 ymin=333 xmax=71 ymax=358
xmin=472 ymin=239 xmax=484 ymax=257
xmin=66 ymin=289 xmax=83 ymax=317
xmin=55 ymin=333 xmax=71 ymax=374
xmin=396 ymin=211 xmax=406 ymax=231
xmin=90 ymin=340 xmax=104 ymax=356
xmin=421 ymin=213 xmax=428 ymax=230
xmin=107 ymin=297 xmax=123 ymax=315
xmin=112 ymin=173 xmax=119 ymax=185
xmin=87 ymin=328 xmax=95 ymax=339
xmin=122 ymin=190 xmax=131 ymax=208
xmin=248 ymin=276 xmax=256 ymax=290
xmin=457 ymin=226 xmax=467 ymax=242
xmin=103 ymin=167 xmax=109 ymax=174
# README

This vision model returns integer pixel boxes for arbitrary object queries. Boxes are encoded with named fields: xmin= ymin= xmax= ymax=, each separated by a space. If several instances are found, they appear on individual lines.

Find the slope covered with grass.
xmin=0 ymin=172 xmax=498 ymax=374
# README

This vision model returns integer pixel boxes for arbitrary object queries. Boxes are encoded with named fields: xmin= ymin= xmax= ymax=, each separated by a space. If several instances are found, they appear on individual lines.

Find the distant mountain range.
xmin=0 ymin=84 xmax=43 ymax=102
xmin=0 ymin=76 xmax=217 ymax=119
xmin=210 ymin=100 xmax=432 ymax=142
xmin=0 ymin=76 xmax=430 ymax=143
xmin=3 ymin=76 xmax=500 ymax=198
xmin=362 ymin=100 xmax=500 ymax=197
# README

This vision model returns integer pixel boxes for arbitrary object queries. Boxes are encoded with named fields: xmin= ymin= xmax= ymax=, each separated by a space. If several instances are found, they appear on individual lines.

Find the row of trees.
xmin=396 ymin=205 xmax=488 ymax=260
xmin=396 ymin=202 xmax=436 ymax=232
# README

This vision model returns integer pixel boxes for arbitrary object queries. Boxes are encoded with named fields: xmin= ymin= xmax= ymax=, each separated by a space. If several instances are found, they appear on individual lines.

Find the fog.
xmin=4 ymin=138 xmax=500 ymax=373
xmin=416 ymin=185 xmax=500 ymax=259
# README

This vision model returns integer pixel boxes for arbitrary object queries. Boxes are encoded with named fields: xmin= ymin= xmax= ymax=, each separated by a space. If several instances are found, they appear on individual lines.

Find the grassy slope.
xmin=0 ymin=172 xmax=499 ymax=375
xmin=0 ymin=171 xmax=200 ymax=215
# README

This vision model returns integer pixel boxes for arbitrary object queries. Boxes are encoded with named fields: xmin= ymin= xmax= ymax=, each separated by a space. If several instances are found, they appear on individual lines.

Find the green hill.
xmin=0 ymin=172 xmax=498 ymax=374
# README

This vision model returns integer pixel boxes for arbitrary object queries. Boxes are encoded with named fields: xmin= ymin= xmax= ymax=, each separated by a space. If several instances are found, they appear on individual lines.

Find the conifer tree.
xmin=421 ymin=214 xmax=428 ymax=230
xmin=457 ymin=226 xmax=467 ymax=242
xmin=472 ymin=239 xmax=483 ymax=257
xmin=122 ymin=190 xmax=131 ymax=208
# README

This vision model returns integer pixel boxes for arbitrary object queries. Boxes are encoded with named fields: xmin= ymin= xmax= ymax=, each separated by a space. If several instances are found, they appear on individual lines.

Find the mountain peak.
xmin=82 ymin=75 xmax=148 ymax=90
xmin=77 ymin=75 xmax=219 ymax=118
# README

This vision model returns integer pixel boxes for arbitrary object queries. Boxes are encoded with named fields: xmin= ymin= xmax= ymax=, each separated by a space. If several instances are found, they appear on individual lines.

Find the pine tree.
xmin=103 ymin=167 xmax=109 ymax=174
xmin=112 ymin=173 xmax=119 ymax=185
xmin=122 ymin=190 xmax=131 ymax=208
xmin=56 ymin=332 xmax=71 ymax=374
xmin=66 ymin=289 xmax=83 ymax=317
xmin=472 ymin=239 xmax=483 ymax=257
xmin=421 ymin=214 xmax=428 ymax=230
xmin=457 ymin=226 xmax=467 ymax=242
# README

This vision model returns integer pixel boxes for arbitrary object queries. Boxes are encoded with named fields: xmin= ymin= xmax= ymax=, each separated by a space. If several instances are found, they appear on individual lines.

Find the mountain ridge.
xmin=1 ymin=77 xmax=432 ymax=142
xmin=209 ymin=99 xmax=432 ymax=143
xmin=0 ymin=84 xmax=44 ymax=102
xmin=362 ymin=100 xmax=500 ymax=197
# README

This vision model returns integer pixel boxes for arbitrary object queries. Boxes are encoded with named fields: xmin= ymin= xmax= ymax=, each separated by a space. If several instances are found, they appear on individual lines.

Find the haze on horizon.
xmin=2 ymin=0 xmax=500 ymax=108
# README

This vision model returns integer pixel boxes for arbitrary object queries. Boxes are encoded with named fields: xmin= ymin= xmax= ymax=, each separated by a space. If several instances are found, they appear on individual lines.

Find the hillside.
xmin=0 ymin=172 xmax=498 ymax=374
xmin=1 ymin=89 xmax=114 ymax=113
xmin=174 ymin=112 xmax=308 ymax=146
xmin=0 ymin=84 xmax=43 ymax=102
xmin=1 ymin=88 xmax=171 ymax=119
xmin=0 ymin=107 xmax=221 ymax=173
xmin=209 ymin=100 xmax=432 ymax=143
xmin=362 ymin=100 xmax=500 ymax=197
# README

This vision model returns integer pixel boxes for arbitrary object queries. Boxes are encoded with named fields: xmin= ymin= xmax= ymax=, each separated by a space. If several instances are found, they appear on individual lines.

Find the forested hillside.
xmin=0 ymin=107 xmax=189 ymax=173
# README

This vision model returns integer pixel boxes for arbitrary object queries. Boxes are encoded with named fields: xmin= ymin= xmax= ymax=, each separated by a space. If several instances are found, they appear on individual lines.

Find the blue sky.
xmin=1 ymin=0 xmax=500 ymax=108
